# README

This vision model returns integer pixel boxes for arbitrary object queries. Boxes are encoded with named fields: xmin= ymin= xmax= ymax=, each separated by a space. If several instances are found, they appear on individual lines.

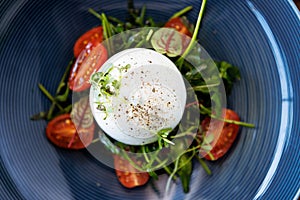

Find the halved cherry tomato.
xmin=114 ymin=155 xmax=150 ymax=188
xmin=73 ymin=26 xmax=104 ymax=58
xmin=69 ymin=43 xmax=108 ymax=92
xmin=46 ymin=114 xmax=95 ymax=149
xmin=164 ymin=17 xmax=192 ymax=37
xmin=201 ymin=109 xmax=240 ymax=160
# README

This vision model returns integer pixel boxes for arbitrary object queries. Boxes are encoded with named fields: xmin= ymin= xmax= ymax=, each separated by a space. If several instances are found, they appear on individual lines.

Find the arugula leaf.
xmin=215 ymin=61 xmax=241 ymax=94
xmin=177 ymin=154 xmax=193 ymax=193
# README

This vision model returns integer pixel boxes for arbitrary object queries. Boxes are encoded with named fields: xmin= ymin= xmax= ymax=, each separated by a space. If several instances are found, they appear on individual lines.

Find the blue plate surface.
xmin=1 ymin=0 xmax=299 ymax=199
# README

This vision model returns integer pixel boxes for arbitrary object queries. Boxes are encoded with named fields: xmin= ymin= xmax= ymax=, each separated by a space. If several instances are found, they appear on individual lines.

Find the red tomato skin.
xmin=69 ymin=43 xmax=108 ymax=92
xmin=201 ymin=109 xmax=240 ymax=160
xmin=164 ymin=17 xmax=192 ymax=37
xmin=114 ymin=155 xmax=150 ymax=188
xmin=46 ymin=114 xmax=94 ymax=149
xmin=73 ymin=26 xmax=103 ymax=58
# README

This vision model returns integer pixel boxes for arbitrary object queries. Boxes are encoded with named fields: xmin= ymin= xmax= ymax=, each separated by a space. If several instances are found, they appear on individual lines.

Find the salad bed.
xmin=31 ymin=0 xmax=254 ymax=193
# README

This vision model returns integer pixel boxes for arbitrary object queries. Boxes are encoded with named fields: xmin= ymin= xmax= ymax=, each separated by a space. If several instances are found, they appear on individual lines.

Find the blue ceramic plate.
xmin=1 ymin=0 xmax=299 ymax=199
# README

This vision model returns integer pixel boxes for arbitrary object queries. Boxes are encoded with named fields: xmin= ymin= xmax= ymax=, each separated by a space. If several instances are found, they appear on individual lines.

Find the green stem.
xmin=207 ymin=152 xmax=215 ymax=160
xmin=88 ymin=8 xmax=103 ymax=20
xmin=102 ymin=13 xmax=113 ymax=38
xmin=108 ymin=16 xmax=124 ymax=24
xmin=176 ymin=0 xmax=207 ymax=69
xmin=146 ymin=29 xmax=154 ymax=41
xmin=55 ymin=87 xmax=70 ymax=102
xmin=165 ymin=150 xmax=195 ymax=194
xmin=63 ymin=104 xmax=72 ymax=113
xmin=47 ymin=104 xmax=56 ymax=120
xmin=170 ymin=6 xmax=193 ymax=19
xmin=134 ymin=39 xmax=145 ymax=48
xmin=38 ymin=83 xmax=64 ymax=111
xmin=56 ymin=60 xmax=73 ymax=94
xmin=54 ymin=104 xmax=73 ymax=118
xmin=199 ymin=103 xmax=211 ymax=114
xmin=142 ymin=146 xmax=150 ymax=163
xmin=92 ymin=138 xmax=100 ymax=143
xmin=184 ymin=144 xmax=201 ymax=154
xmin=120 ymin=151 xmax=145 ymax=172
xmin=101 ymin=13 xmax=114 ymax=55
xmin=192 ymin=83 xmax=220 ymax=91
xmin=137 ymin=5 xmax=146 ymax=26
xmin=147 ymin=150 xmax=161 ymax=167
xmin=199 ymin=104 xmax=255 ymax=128
xmin=155 ymin=157 xmax=174 ymax=177
xmin=149 ymin=158 xmax=169 ymax=171
xmin=171 ymin=125 xmax=197 ymax=138
xmin=165 ymin=155 xmax=181 ymax=193
xmin=41 ymin=60 xmax=73 ymax=120
xmin=178 ymin=151 xmax=196 ymax=172
xmin=222 ymin=118 xmax=255 ymax=128
xmin=195 ymin=156 xmax=211 ymax=175
xmin=171 ymin=132 xmax=195 ymax=139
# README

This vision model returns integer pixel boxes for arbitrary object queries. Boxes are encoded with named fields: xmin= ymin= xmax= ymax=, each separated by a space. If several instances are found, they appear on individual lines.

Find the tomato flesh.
xmin=73 ymin=26 xmax=104 ymax=58
xmin=46 ymin=114 xmax=95 ymax=149
xmin=69 ymin=43 xmax=108 ymax=92
xmin=164 ymin=17 xmax=192 ymax=37
xmin=201 ymin=109 xmax=240 ymax=160
xmin=114 ymin=155 xmax=149 ymax=188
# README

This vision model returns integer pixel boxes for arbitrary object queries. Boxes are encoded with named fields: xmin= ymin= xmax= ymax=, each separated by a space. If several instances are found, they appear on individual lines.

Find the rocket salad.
xmin=31 ymin=0 xmax=254 ymax=193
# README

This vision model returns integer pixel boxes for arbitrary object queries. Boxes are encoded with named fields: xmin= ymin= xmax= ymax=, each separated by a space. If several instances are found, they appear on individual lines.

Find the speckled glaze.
xmin=0 ymin=0 xmax=299 ymax=199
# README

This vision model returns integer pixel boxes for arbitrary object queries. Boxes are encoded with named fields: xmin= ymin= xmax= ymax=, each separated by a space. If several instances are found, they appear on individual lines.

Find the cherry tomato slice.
xmin=114 ymin=155 xmax=150 ymax=188
xmin=69 ymin=43 xmax=108 ymax=92
xmin=201 ymin=109 xmax=240 ymax=160
xmin=46 ymin=114 xmax=95 ymax=149
xmin=73 ymin=26 xmax=104 ymax=58
xmin=164 ymin=17 xmax=192 ymax=37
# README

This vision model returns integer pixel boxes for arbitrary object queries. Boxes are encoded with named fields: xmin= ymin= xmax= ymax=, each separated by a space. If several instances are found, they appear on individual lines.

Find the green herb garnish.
xmin=89 ymin=64 xmax=131 ymax=119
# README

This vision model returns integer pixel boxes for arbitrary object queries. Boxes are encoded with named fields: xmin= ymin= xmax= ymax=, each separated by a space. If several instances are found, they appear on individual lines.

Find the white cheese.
xmin=89 ymin=48 xmax=187 ymax=145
